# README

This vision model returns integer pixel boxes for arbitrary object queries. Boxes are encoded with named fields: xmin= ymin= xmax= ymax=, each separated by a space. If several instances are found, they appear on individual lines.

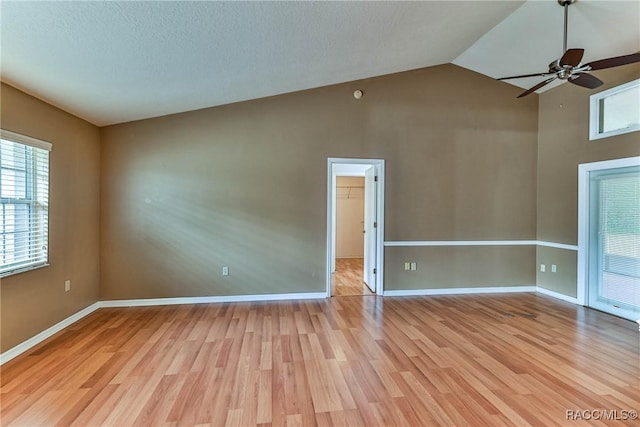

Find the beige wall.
xmin=536 ymin=246 xmax=577 ymax=297
xmin=0 ymin=83 xmax=101 ymax=352
xmin=386 ymin=246 xmax=534 ymax=290
xmin=100 ymin=82 xmax=362 ymax=299
xmin=366 ymin=66 xmax=539 ymax=242
xmin=100 ymin=64 xmax=539 ymax=299
xmin=536 ymin=64 xmax=640 ymax=297
xmin=336 ymin=177 xmax=364 ymax=258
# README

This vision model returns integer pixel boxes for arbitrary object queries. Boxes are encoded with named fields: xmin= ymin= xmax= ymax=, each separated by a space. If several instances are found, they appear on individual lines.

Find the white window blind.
xmin=0 ymin=130 xmax=52 ymax=277
xmin=597 ymin=171 xmax=640 ymax=307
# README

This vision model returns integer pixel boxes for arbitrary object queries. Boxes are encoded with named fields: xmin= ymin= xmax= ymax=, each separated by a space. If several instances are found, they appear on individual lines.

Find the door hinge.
xmin=373 ymin=268 xmax=377 ymax=275
xmin=374 ymin=176 xmax=378 ymax=182
xmin=373 ymin=221 xmax=377 ymax=228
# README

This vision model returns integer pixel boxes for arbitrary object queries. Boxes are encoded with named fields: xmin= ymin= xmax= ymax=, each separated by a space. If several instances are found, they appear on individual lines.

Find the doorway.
xmin=334 ymin=176 xmax=370 ymax=296
xmin=327 ymin=158 xmax=385 ymax=297
xmin=578 ymin=156 xmax=640 ymax=321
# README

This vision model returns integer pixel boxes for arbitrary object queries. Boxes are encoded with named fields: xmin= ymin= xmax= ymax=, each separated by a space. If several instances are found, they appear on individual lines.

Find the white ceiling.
xmin=1 ymin=1 xmax=638 ymax=127
xmin=455 ymin=0 xmax=640 ymax=94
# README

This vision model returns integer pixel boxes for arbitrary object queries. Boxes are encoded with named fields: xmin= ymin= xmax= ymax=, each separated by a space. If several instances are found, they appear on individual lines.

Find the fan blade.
xmin=517 ymin=77 xmax=557 ymax=98
xmin=568 ymin=73 xmax=604 ymax=89
xmin=560 ymin=48 xmax=584 ymax=67
xmin=498 ymin=71 xmax=555 ymax=81
xmin=585 ymin=53 xmax=640 ymax=70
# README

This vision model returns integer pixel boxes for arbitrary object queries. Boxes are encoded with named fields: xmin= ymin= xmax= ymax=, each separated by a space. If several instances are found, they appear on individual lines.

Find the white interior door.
xmin=363 ymin=166 xmax=377 ymax=292
xmin=587 ymin=166 xmax=640 ymax=321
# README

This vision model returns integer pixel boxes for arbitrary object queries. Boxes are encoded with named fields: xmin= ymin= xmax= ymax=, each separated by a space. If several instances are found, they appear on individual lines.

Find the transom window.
xmin=590 ymin=78 xmax=640 ymax=140
xmin=0 ymin=130 xmax=52 ymax=277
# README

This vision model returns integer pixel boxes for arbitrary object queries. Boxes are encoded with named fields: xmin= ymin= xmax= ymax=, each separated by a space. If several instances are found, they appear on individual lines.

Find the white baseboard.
xmin=383 ymin=286 xmax=536 ymax=297
xmin=99 ymin=292 xmax=327 ymax=308
xmin=0 ymin=302 xmax=101 ymax=365
xmin=535 ymin=287 xmax=579 ymax=304
xmin=0 ymin=292 xmax=326 ymax=365
xmin=383 ymin=286 xmax=582 ymax=306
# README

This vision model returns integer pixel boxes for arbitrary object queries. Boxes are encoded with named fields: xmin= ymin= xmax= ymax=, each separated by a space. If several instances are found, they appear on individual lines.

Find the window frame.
xmin=0 ymin=129 xmax=52 ymax=278
xmin=589 ymin=78 xmax=640 ymax=141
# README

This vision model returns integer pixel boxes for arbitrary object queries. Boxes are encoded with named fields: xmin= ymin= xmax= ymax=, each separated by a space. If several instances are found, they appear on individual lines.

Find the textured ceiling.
xmin=1 ymin=1 xmax=638 ymax=127
xmin=0 ymin=1 xmax=523 ymax=126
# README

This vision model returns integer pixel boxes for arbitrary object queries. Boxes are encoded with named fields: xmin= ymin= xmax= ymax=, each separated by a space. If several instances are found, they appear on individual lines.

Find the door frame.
xmin=327 ymin=158 xmax=385 ymax=297
xmin=577 ymin=155 xmax=640 ymax=310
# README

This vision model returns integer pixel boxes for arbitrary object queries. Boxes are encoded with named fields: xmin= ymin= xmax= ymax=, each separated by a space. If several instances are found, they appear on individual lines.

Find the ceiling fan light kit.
xmin=498 ymin=0 xmax=640 ymax=98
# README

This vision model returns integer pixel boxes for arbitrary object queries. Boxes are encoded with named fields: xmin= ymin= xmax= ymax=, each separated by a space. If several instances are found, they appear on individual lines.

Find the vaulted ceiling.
xmin=1 ymin=1 xmax=638 ymax=126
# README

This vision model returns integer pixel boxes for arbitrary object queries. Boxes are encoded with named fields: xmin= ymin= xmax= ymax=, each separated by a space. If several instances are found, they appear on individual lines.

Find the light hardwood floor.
xmin=332 ymin=258 xmax=374 ymax=296
xmin=1 ymin=293 xmax=638 ymax=426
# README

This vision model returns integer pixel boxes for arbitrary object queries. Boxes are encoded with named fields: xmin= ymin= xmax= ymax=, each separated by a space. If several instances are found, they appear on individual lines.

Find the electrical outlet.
xmin=404 ymin=262 xmax=410 ymax=271
xmin=65 ymin=280 xmax=71 ymax=292
xmin=540 ymin=264 xmax=546 ymax=273
xmin=551 ymin=264 xmax=557 ymax=273
xmin=222 ymin=266 xmax=229 ymax=276
xmin=410 ymin=262 xmax=417 ymax=271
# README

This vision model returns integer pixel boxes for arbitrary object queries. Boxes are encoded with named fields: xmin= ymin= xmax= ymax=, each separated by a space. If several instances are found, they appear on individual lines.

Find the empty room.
xmin=1 ymin=1 xmax=639 ymax=426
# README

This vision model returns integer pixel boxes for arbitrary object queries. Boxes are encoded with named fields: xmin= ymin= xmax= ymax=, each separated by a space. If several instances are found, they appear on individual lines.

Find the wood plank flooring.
xmin=1 ymin=293 xmax=639 ymax=426
xmin=332 ymin=258 xmax=374 ymax=296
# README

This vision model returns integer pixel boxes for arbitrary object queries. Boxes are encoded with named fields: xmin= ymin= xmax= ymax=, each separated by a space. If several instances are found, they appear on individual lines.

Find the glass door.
xmin=588 ymin=166 xmax=640 ymax=320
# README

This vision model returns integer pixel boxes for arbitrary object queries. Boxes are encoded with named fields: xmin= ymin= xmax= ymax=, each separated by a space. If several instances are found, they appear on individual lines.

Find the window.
xmin=590 ymin=78 xmax=640 ymax=140
xmin=587 ymin=165 xmax=640 ymax=321
xmin=0 ymin=130 xmax=51 ymax=277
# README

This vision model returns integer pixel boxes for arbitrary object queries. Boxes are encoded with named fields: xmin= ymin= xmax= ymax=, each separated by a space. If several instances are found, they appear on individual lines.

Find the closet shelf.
xmin=336 ymin=185 xmax=364 ymax=199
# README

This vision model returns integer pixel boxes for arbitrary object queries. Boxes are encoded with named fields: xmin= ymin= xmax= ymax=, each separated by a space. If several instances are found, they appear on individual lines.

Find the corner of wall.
xmin=0 ymin=82 xmax=102 ymax=353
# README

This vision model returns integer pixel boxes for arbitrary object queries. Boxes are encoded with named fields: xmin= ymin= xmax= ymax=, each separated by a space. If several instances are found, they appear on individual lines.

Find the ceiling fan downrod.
xmin=558 ymin=0 xmax=576 ymax=54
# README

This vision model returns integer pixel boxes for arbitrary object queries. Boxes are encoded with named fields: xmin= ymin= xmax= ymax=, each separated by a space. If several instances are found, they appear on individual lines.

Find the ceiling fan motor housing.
xmin=549 ymin=60 xmax=571 ymax=80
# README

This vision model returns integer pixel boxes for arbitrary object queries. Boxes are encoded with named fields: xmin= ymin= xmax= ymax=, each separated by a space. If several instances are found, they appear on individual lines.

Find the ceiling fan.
xmin=498 ymin=0 xmax=640 ymax=98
